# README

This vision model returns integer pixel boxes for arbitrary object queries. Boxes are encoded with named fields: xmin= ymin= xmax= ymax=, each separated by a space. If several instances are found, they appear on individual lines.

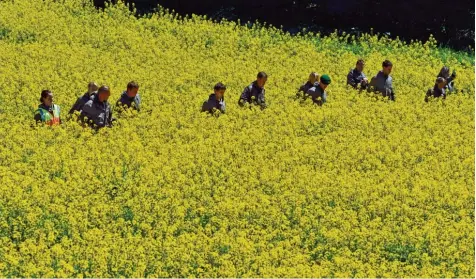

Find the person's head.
xmin=436 ymin=77 xmax=446 ymax=89
xmin=88 ymin=81 xmax=99 ymax=94
xmin=97 ymin=85 xmax=111 ymax=102
xmin=382 ymin=60 xmax=393 ymax=75
xmin=40 ymin=90 xmax=53 ymax=106
xmin=126 ymin=81 xmax=139 ymax=97
xmin=319 ymin=74 xmax=331 ymax=90
xmin=356 ymin=59 xmax=365 ymax=72
xmin=213 ymin=82 xmax=226 ymax=99
xmin=256 ymin=71 xmax=268 ymax=88
xmin=308 ymin=72 xmax=320 ymax=84
xmin=438 ymin=66 xmax=451 ymax=79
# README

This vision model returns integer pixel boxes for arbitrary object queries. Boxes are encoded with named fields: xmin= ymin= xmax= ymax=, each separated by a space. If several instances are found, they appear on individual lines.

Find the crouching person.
xmin=297 ymin=72 xmax=319 ymax=98
xmin=202 ymin=82 xmax=226 ymax=115
xmin=425 ymin=77 xmax=446 ymax=102
xmin=80 ymin=85 xmax=114 ymax=129
xmin=34 ymin=90 xmax=61 ymax=125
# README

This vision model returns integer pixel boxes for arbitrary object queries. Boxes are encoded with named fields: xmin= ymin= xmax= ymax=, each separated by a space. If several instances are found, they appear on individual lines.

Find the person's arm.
xmin=367 ymin=76 xmax=376 ymax=93
xmin=313 ymin=89 xmax=324 ymax=106
xmin=425 ymin=88 xmax=431 ymax=102
xmin=34 ymin=112 xmax=42 ymax=123
xmin=115 ymin=97 xmax=125 ymax=112
xmin=258 ymin=89 xmax=266 ymax=109
xmin=201 ymin=98 xmax=214 ymax=113
xmin=297 ymin=84 xmax=309 ymax=99
xmin=80 ymin=103 xmax=96 ymax=128
xmin=201 ymin=101 xmax=210 ymax=112
xmin=107 ymin=106 xmax=113 ymax=127
xmin=347 ymin=71 xmax=357 ymax=88
xmin=238 ymin=86 xmax=250 ymax=106
xmin=307 ymin=87 xmax=319 ymax=105
xmin=389 ymin=78 xmax=395 ymax=101
xmin=58 ymin=105 xmax=62 ymax=124
xmin=135 ymin=95 xmax=141 ymax=111
xmin=360 ymin=73 xmax=369 ymax=89
xmin=68 ymin=98 xmax=81 ymax=114
xmin=219 ymin=99 xmax=226 ymax=113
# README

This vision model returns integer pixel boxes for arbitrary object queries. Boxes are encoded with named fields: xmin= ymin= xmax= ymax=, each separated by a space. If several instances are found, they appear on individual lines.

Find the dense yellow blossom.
xmin=0 ymin=0 xmax=474 ymax=277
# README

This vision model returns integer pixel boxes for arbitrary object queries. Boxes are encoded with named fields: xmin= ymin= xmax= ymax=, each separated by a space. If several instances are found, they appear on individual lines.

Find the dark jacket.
xmin=368 ymin=71 xmax=395 ymax=101
xmin=80 ymin=97 xmax=113 ymax=129
xmin=298 ymin=81 xmax=316 ymax=94
xmin=347 ymin=68 xmax=367 ymax=89
xmin=202 ymin=93 xmax=226 ymax=114
xmin=116 ymin=91 xmax=141 ymax=111
xmin=69 ymin=92 xmax=96 ymax=114
xmin=306 ymin=83 xmax=327 ymax=106
xmin=238 ymin=81 xmax=266 ymax=108
xmin=425 ymin=85 xmax=446 ymax=102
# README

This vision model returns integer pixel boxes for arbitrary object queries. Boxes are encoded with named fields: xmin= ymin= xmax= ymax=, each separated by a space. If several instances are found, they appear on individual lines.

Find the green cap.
xmin=320 ymin=74 xmax=331 ymax=85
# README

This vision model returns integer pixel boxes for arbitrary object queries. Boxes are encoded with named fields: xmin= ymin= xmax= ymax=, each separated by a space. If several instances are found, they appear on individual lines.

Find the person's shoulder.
xmin=205 ymin=93 xmax=215 ymax=101
xmin=119 ymin=91 xmax=128 ymax=99
xmin=242 ymin=83 xmax=253 ymax=92
xmin=84 ymin=99 xmax=94 ymax=107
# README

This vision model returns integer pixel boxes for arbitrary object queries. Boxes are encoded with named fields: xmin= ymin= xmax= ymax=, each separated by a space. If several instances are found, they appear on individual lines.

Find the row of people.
xmin=345 ymin=59 xmax=456 ymax=102
xmin=34 ymin=81 xmax=141 ymax=127
xmin=199 ymin=60 xmax=456 ymax=114
xmin=34 ymin=60 xmax=457 ymax=127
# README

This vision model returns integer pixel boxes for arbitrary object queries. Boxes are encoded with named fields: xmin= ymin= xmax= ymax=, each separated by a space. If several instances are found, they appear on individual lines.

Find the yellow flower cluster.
xmin=0 ymin=0 xmax=474 ymax=277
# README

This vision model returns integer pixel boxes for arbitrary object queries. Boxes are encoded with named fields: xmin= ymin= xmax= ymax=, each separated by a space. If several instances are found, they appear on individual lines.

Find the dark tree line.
xmin=94 ymin=0 xmax=475 ymax=50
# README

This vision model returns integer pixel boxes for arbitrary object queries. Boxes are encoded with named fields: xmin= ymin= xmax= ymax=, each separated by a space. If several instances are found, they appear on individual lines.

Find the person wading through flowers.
xmin=425 ymin=77 xmax=447 ymax=102
xmin=116 ymin=81 xmax=141 ymax=112
xmin=80 ymin=85 xmax=114 ymax=129
xmin=306 ymin=74 xmax=332 ymax=106
xmin=347 ymin=59 xmax=369 ymax=90
xmin=296 ymin=72 xmax=320 ymax=98
xmin=239 ymin=71 xmax=268 ymax=110
xmin=202 ymin=82 xmax=226 ymax=115
xmin=34 ymin=89 xmax=61 ymax=125
xmin=368 ymin=60 xmax=395 ymax=101
xmin=69 ymin=81 xmax=99 ymax=115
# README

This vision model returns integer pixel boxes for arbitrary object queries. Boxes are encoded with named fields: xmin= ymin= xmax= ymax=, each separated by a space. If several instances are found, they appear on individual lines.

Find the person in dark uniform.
xmin=69 ymin=82 xmax=98 ymax=114
xmin=80 ymin=85 xmax=114 ymax=129
xmin=202 ymin=82 xmax=226 ymax=115
xmin=368 ymin=60 xmax=395 ymax=101
xmin=116 ymin=81 xmax=141 ymax=111
xmin=347 ymin=59 xmax=368 ymax=89
xmin=238 ymin=72 xmax=268 ymax=110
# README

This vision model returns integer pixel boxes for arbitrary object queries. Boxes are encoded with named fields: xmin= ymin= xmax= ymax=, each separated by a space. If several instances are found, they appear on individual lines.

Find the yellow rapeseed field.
xmin=0 ymin=0 xmax=474 ymax=277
